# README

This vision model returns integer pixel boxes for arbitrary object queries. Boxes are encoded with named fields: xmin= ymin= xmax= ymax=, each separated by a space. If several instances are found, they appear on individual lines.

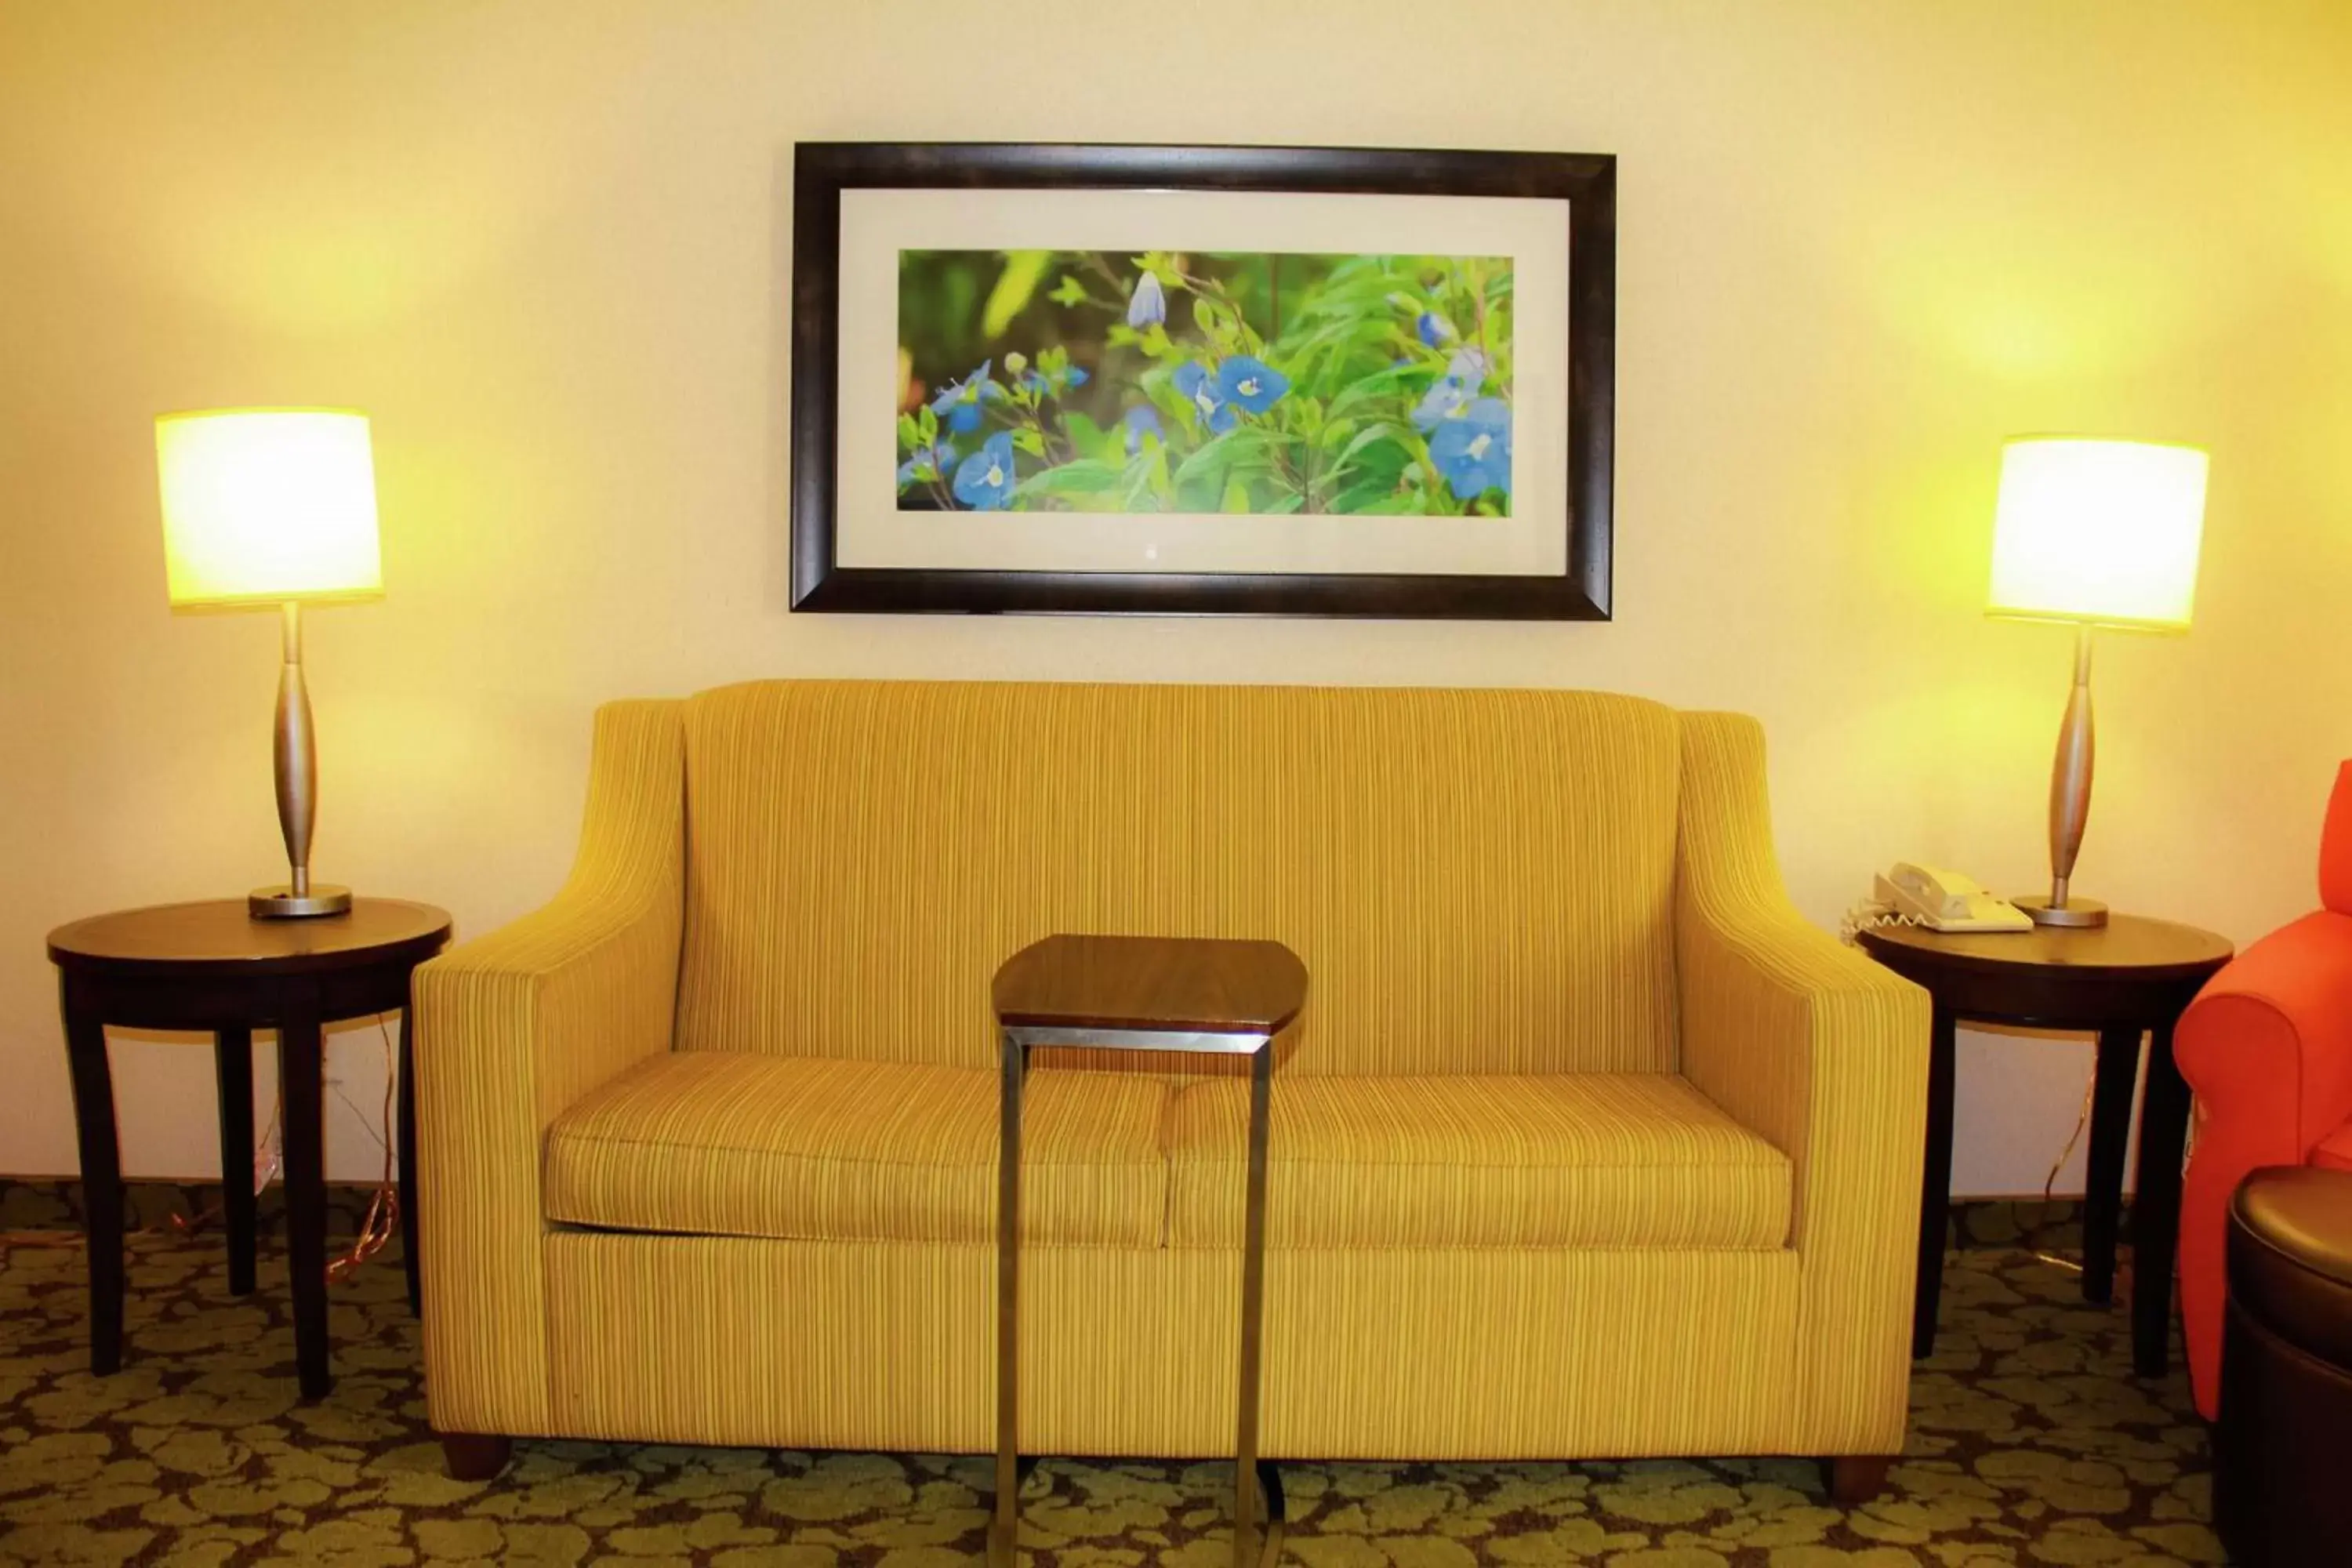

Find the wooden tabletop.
xmin=48 ymin=898 xmax=453 ymax=978
xmin=991 ymin=935 xmax=1308 ymax=1036
xmin=1856 ymin=913 xmax=2233 ymax=985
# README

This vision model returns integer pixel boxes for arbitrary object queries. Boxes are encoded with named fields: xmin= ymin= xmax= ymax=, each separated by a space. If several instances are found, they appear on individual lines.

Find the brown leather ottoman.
xmin=2214 ymin=1166 xmax=2352 ymax=1566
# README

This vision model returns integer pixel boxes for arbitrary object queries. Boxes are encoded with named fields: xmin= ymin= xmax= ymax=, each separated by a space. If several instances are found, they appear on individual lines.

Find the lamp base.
xmin=250 ymin=884 xmax=353 ymax=919
xmin=2016 ymin=893 xmax=2108 ymax=929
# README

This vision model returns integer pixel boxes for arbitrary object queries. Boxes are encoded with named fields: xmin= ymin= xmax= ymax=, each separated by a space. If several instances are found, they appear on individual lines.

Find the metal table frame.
xmin=992 ymin=1022 xmax=1283 ymax=1568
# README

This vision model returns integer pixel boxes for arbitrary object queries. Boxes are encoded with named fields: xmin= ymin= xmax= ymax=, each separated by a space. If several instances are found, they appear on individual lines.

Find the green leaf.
xmin=916 ymin=405 xmax=938 ymax=444
xmin=1192 ymin=295 xmax=1220 ymax=336
xmin=1039 ymin=343 xmax=1069 ymax=376
xmin=1265 ymin=492 xmax=1306 ymax=514
xmin=1220 ymin=477 xmax=1252 ymax=514
xmin=1012 ymin=428 xmax=1047 ymax=456
xmin=1061 ymin=411 xmax=1111 ymax=463
xmin=1171 ymin=426 xmax=1272 ymax=492
xmin=1015 ymin=459 xmax=1127 ymax=498
xmin=1049 ymin=274 xmax=1088 ymax=308
xmin=897 ymin=414 xmax=921 ymax=452
xmin=1335 ymin=420 xmax=1410 ymax=473
xmin=1140 ymin=324 xmax=1175 ymax=358
xmin=981 ymin=250 xmax=1055 ymax=339
xmin=1326 ymin=365 xmax=1422 ymax=416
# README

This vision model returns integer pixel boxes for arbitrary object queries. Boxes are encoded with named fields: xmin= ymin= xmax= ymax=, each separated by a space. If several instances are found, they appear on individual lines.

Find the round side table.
xmin=1857 ymin=913 xmax=2231 ymax=1375
xmin=47 ymin=897 xmax=451 ymax=1399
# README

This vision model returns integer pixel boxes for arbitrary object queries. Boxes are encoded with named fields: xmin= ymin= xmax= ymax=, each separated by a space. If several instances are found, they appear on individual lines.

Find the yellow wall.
xmin=2 ymin=2 xmax=2348 ymax=1189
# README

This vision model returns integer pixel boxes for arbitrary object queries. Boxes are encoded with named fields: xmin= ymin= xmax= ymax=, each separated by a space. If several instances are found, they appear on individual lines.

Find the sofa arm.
xmin=1675 ymin=712 xmax=1930 ymax=1456
xmin=2174 ymin=909 xmax=2352 ymax=1417
xmin=415 ymin=699 xmax=685 ymax=1439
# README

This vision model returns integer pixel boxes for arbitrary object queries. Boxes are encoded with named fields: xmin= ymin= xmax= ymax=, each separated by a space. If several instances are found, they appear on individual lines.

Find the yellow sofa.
xmin=414 ymin=681 xmax=1927 ymax=1484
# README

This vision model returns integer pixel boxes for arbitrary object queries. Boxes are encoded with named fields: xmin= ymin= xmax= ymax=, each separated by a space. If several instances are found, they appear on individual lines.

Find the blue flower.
xmin=1416 ymin=310 xmax=1457 ymax=347
xmin=1122 ymin=405 xmax=1161 ymax=456
xmin=1410 ymin=376 xmax=1470 ymax=432
xmin=1020 ymin=364 xmax=1091 ymax=397
xmin=1127 ymin=271 xmax=1166 ymax=328
xmin=895 ymin=438 xmax=955 ymax=488
xmin=953 ymin=431 xmax=1017 ymax=510
xmin=1410 ymin=347 xmax=1494 ymax=432
xmin=1428 ymin=398 xmax=1511 ymax=500
xmin=1215 ymin=356 xmax=1289 ymax=415
xmin=931 ymin=361 xmax=997 ymax=434
xmin=1173 ymin=361 xmax=1237 ymax=434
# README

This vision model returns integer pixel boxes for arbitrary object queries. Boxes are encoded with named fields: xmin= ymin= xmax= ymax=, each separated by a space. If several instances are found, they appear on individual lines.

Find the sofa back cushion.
xmin=674 ymin=681 xmax=1681 ymax=1076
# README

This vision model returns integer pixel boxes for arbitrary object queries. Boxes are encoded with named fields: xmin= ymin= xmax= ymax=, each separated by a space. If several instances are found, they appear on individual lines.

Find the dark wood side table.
xmin=990 ymin=934 xmax=1308 ymax=1568
xmin=1857 ymin=914 xmax=2231 ymax=1374
xmin=46 ymin=898 xmax=451 ymax=1399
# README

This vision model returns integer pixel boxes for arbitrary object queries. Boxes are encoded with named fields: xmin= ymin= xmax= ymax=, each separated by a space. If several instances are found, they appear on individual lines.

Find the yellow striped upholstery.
xmin=673 ymin=681 xmax=1682 ymax=1077
xmin=414 ymin=699 xmax=685 ymax=1441
xmin=412 ymin=682 xmax=1928 ymax=1464
xmin=1675 ymin=712 xmax=1931 ymax=1455
xmin=545 ymin=1052 xmax=1172 ymax=1247
xmin=543 ymin=1235 xmax=1800 ymax=1459
xmin=1167 ymin=1072 xmax=1791 ymax=1250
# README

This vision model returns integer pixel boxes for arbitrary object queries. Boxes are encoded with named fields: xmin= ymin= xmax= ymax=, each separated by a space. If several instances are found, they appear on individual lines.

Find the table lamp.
xmin=1987 ymin=436 xmax=2209 ymax=927
xmin=155 ymin=408 xmax=382 ymax=918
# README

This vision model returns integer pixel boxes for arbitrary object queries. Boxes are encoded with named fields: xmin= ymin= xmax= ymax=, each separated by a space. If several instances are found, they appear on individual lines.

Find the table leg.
xmin=1914 ymin=1004 xmax=1958 ymax=1358
xmin=990 ymin=1030 xmax=1024 ymax=1568
xmin=213 ymin=1028 xmax=258 ymax=1298
xmin=2131 ymin=1014 xmax=2193 ymax=1377
xmin=397 ymin=1004 xmax=421 ymax=1316
xmin=2080 ymin=1026 xmax=2143 ymax=1305
xmin=60 ymin=975 xmax=124 ymax=1376
xmin=1235 ymin=1043 xmax=1279 ymax=1568
xmin=278 ymin=1002 xmax=332 ymax=1400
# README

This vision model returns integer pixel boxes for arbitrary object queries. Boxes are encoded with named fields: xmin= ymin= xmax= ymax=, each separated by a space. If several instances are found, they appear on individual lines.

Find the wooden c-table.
xmin=1856 ymin=913 xmax=2232 ymax=1375
xmin=46 ymin=898 xmax=452 ymax=1399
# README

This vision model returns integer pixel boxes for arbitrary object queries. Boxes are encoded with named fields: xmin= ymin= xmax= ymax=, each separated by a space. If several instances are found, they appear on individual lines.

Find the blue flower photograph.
xmin=895 ymin=249 xmax=1513 ymax=516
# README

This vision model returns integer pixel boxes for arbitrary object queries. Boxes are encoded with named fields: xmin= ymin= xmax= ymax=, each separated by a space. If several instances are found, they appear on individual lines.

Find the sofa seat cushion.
xmin=1167 ymin=1073 xmax=1791 ymax=1250
xmin=545 ymin=1052 xmax=1173 ymax=1247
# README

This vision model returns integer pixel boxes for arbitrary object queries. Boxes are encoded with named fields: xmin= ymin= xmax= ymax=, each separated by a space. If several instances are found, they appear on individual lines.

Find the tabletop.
xmin=48 ymin=898 xmax=453 ymax=978
xmin=992 ymin=934 xmax=1308 ymax=1036
xmin=1856 ymin=913 xmax=2233 ymax=984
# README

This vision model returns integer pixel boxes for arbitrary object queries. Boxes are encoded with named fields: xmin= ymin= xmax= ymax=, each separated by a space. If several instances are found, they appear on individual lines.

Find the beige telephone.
xmin=1875 ymin=863 xmax=2033 ymax=933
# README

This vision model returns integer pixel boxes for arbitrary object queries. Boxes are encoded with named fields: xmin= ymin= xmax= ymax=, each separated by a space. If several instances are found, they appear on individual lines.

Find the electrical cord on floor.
xmin=2 ymin=1014 xmax=401 ymax=1287
xmin=2030 ymin=1065 xmax=2097 ymax=1276
xmin=327 ymin=1014 xmax=401 ymax=1283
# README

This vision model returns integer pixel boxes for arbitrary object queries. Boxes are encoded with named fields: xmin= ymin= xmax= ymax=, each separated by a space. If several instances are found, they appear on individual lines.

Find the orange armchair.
xmin=2176 ymin=761 xmax=2352 ymax=1419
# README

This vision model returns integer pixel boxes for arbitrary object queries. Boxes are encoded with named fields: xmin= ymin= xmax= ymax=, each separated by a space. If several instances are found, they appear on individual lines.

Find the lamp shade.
xmin=156 ymin=409 xmax=381 ymax=607
xmin=1986 ymin=437 xmax=2208 ymax=631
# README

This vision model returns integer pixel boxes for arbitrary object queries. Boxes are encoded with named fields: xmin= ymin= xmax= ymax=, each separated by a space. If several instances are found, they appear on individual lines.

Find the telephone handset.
xmin=1874 ymin=863 xmax=2033 ymax=933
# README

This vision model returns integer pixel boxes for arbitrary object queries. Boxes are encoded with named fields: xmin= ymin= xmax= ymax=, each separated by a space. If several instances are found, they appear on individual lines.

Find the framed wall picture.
xmin=789 ymin=142 xmax=1615 ymax=619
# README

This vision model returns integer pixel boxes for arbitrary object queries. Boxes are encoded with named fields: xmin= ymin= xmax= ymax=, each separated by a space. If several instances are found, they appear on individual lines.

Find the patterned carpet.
xmin=0 ymin=1187 xmax=2222 ymax=1566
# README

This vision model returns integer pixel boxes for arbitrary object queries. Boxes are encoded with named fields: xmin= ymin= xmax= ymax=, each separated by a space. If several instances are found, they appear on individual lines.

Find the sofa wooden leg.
xmin=1825 ymin=1455 xmax=1893 ymax=1504
xmin=439 ymin=1432 xmax=513 ymax=1481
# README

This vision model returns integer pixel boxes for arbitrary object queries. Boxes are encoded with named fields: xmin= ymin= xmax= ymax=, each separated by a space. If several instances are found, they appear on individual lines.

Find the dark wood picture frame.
xmin=789 ymin=141 xmax=1616 ymax=619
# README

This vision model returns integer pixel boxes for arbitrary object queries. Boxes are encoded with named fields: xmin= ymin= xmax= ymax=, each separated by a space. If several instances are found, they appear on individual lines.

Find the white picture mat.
xmin=833 ymin=187 xmax=1571 ymax=577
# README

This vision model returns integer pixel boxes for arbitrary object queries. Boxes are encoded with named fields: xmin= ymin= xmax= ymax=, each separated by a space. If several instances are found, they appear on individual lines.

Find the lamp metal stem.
xmin=252 ymin=599 xmax=350 ymax=917
xmin=2023 ymin=623 xmax=2107 ymax=927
